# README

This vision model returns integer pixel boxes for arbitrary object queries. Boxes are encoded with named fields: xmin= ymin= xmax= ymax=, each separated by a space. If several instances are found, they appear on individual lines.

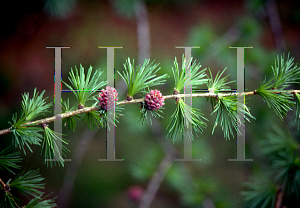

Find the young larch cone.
xmin=98 ymin=86 xmax=118 ymax=110
xmin=144 ymin=89 xmax=164 ymax=110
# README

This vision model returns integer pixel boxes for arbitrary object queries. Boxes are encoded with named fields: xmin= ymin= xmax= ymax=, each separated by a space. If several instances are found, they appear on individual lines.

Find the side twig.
xmin=138 ymin=153 xmax=174 ymax=208
xmin=275 ymin=185 xmax=284 ymax=208
xmin=0 ymin=177 xmax=20 ymax=208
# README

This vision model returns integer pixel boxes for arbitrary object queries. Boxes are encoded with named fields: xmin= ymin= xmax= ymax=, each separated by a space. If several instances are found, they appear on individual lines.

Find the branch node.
xmin=41 ymin=123 xmax=48 ymax=130
xmin=78 ymin=104 xmax=84 ymax=109
xmin=173 ymin=88 xmax=179 ymax=95
xmin=4 ymin=184 xmax=10 ymax=193
xmin=55 ymin=114 xmax=62 ymax=120
xmin=175 ymin=97 xmax=181 ymax=104
xmin=126 ymin=93 xmax=133 ymax=101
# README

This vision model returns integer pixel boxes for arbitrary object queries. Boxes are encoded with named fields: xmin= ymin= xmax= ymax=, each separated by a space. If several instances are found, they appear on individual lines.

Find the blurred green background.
xmin=1 ymin=0 xmax=300 ymax=207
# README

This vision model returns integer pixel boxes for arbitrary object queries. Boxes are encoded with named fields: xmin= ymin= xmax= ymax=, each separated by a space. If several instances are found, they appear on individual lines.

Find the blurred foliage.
xmin=44 ymin=0 xmax=77 ymax=19
xmin=242 ymin=126 xmax=300 ymax=207
xmin=113 ymin=0 xmax=198 ymax=18
xmin=1 ymin=0 xmax=300 ymax=207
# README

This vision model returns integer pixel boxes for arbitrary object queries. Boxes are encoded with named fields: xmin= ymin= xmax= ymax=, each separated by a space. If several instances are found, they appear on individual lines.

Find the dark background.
xmin=1 ymin=0 xmax=300 ymax=207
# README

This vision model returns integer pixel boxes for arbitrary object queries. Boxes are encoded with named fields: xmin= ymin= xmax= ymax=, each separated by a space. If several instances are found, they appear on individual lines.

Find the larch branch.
xmin=1 ymin=89 xmax=300 ymax=136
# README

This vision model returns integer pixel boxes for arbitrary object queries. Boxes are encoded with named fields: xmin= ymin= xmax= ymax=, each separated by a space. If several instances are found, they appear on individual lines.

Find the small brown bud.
xmin=78 ymin=104 xmax=84 ymax=109
xmin=4 ymin=184 xmax=10 ymax=192
xmin=173 ymin=88 xmax=180 ymax=95
xmin=126 ymin=93 xmax=133 ymax=101
xmin=41 ymin=123 xmax=48 ymax=130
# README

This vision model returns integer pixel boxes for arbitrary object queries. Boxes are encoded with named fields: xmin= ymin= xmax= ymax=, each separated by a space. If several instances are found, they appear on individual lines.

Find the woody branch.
xmin=0 ymin=89 xmax=299 ymax=136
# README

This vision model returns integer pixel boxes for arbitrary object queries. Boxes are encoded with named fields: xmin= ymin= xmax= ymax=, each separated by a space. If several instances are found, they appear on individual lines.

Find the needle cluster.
xmin=1 ymin=53 xmax=300 ymax=207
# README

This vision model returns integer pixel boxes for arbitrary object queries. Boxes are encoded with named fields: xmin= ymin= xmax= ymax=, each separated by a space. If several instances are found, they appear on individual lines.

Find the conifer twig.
xmin=1 ymin=89 xmax=300 ymax=136
xmin=0 ymin=177 xmax=5 ymax=190
xmin=0 ymin=177 xmax=21 ymax=208
xmin=0 ymin=128 xmax=11 ymax=135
